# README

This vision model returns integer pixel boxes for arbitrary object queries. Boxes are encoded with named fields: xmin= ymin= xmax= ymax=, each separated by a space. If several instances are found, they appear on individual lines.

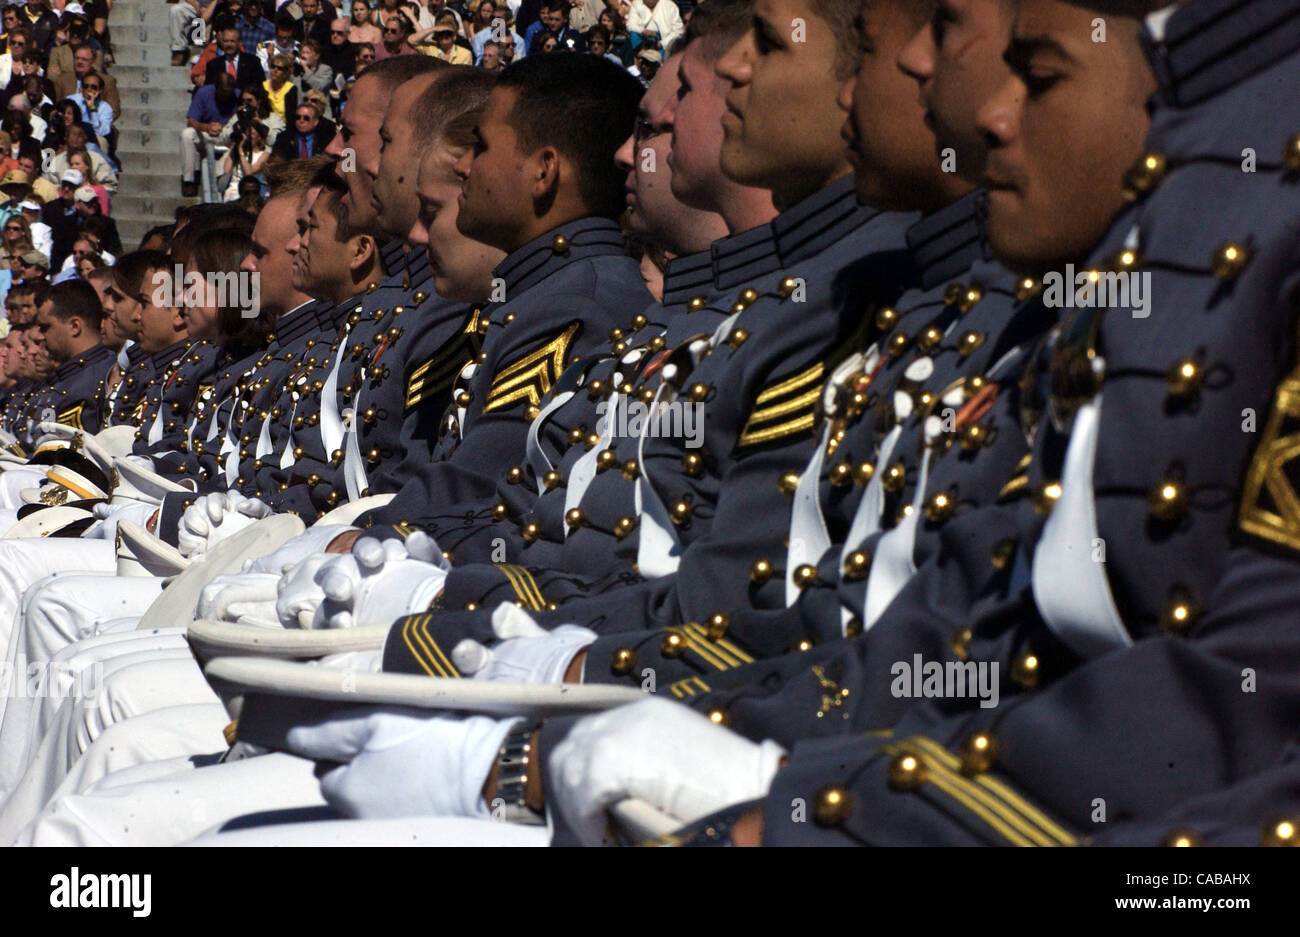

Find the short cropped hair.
xmin=496 ymin=54 xmax=643 ymax=218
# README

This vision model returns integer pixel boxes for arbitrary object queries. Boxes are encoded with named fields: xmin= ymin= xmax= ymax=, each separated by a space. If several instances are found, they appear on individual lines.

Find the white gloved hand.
xmin=88 ymin=501 xmax=159 ymax=542
xmin=244 ymin=524 xmax=357 ymax=574
xmin=176 ymin=491 xmax=273 ymax=557
xmin=550 ymin=697 xmax=786 ymax=845
xmin=274 ymin=552 xmax=335 ymax=628
xmin=310 ymin=532 xmax=449 ymax=629
xmin=196 ymin=572 xmax=282 ymax=624
xmin=452 ymin=603 xmax=595 ymax=684
xmin=285 ymin=706 xmax=519 ymax=820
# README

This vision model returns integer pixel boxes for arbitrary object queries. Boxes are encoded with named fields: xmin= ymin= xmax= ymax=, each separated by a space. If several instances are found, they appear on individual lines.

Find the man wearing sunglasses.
xmin=374 ymin=12 xmax=417 ymax=59
xmin=321 ymin=17 xmax=357 ymax=77
xmin=271 ymin=103 xmax=335 ymax=161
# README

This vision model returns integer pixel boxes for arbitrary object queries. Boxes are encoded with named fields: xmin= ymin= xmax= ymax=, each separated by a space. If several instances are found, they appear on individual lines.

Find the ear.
xmin=349 ymin=234 xmax=376 ymax=274
xmin=529 ymin=144 xmax=561 ymax=202
xmin=68 ymin=317 xmax=82 ymax=338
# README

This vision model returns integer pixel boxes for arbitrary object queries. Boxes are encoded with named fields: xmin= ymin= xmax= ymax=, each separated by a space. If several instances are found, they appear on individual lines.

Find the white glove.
xmin=452 ymin=603 xmax=595 ymax=684
xmin=176 ymin=491 xmax=273 ymax=557
xmin=284 ymin=706 xmax=520 ymax=820
xmin=244 ymin=524 xmax=357 ymax=574
xmin=310 ymin=532 xmax=449 ymax=629
xmin=88 ymin=501 xmax=159 ymax=542
xmin=550 ymin=698 xmax=786 ymax=845
xmin=274 ymin=553 xmax=335 ymax=628
xmin=196 ymin=572 xmax=282 ymax=624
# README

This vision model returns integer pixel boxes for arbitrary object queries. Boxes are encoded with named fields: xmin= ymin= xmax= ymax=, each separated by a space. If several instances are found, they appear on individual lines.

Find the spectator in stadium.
xmin=66 ymin=150 xmax=108 ymax=215
xmin=353 ymin=41 xmax=376 ymax=70
xmin=295 ymin=0 xmax=336 ymax=46
xmin=218 ymin=83 xmax=282 ymax=149
xmin=256 ymin=16 xmax=302 ymax=74
xmin=322 ymin=17 xmax=356 ymax=76
xmin=524 ymin=0 xmax=584 ymax=53
xmin=415 ymin=12 xmax=469 ymax=62
xmin=1 ymin=214 xmax=30 ymax=259
xmin=69 ymin=71 xmax=112 ymax=142
xmin=262 ymin=53 xmax=298 ymax=122
xmin=625 ymin=0 xmax=682 ymax=51
xmin=21 ymin=0 xmax=58 ymax=55
xmin=221 ymin=118 xmax=269 ymax=201
xmin=171 ymin=0 xmax=223 ymax=66
xmin=236 ymin=0 xmax=276 ymax=51
xmin=202 ymin=23 xmax=266 ymax=91
xmin=479 ymin=38 xmax=502 ymax=69
xmin=74 ymin=249 xmax=100 ymax=281
xmin=7 ymin=94 xmax=44 ymax=143
xmin=374 ymin=13 xmax=417 ymax=59
xmin=271 ymin=101 xmax=333 ymax=160
xmin=181 ymin=71 xmax=239 ymax=197
xmin=16 ymin=200 xmax=51 ymax=256
xmin=631 ymin=44 xmax=660 ymax=81
xmin=50 ymin=24 xmax=117 ymax=114
xmin=14 ymin=248 xmax=48 ymax=284
xmin=75 ymin=200 xmax=120 ymax=258
xmin=18 ymin=53 xmax=55 ymax=107
xmin=464 ymin=0 xmax=498 ymax=43
xmin=58 ymin=119 xmax=118 ymax=181
xmin=470 ymin=7 xmax=522 ymax=61
xmin=296 ymin=39 xmax=334 ymax=95
xmin=41 ymin=170 xmax=84 ymax=268
xmin=584 ymin=24 xmax=622 ymax=65
xmin=348 ymin=0 xmax=384 ymax=45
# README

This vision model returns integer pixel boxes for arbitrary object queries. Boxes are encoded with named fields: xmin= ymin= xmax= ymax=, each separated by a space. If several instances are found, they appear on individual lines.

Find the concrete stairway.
xmin=106 ymin=0 xmax=197 ymax=249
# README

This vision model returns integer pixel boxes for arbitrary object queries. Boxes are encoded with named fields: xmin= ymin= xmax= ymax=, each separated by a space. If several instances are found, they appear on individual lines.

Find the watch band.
xmin=492 ymin=719 xmax=545 ymax=825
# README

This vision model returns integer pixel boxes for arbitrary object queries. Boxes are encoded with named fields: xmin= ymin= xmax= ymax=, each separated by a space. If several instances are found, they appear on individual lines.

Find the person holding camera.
xmin=220 ymin=118 xmax=268 ymax=202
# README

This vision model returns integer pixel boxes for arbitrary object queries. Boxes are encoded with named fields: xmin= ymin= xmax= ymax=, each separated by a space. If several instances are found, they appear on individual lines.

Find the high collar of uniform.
xmin=712 ymin=223 xmax=779 ymax=290
xmin=50 ymin=342 xmax=112 ymax=381
xmin=771 ymin=174 xmax=876 ymax=267
xmin=377 ymin=238 xmax=406 ymax=277
xmin=906 ymin=189 xmax=990 ymax=291
xmin=493 ymin=216 xmax=626 ymax=298
xmin=271 ymin=299 xmax=321 ymax=348
xmin=149 ymin=338 xmax=193 ymax=371
xmin=1141 ymin=0 xmax=1300 ymax=108
xmin=125 ymin=342 xmax=149 ymax=367
xmin=660 ymin=248 xmax=714 ymax=308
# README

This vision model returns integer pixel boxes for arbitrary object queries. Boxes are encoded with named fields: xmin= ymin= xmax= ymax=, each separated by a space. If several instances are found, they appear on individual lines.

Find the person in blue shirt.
xmin=180 ymin=72 xmax=240 ymax=197
xmin=69 ymin=71 xmax=113 ymax=141
xmin=236 ymin=0 xmax=277 ymax=51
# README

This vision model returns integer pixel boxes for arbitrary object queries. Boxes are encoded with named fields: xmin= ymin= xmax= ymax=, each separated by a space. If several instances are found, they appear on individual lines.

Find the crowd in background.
xmin=173 ymin=0 xmax=693 ymax=203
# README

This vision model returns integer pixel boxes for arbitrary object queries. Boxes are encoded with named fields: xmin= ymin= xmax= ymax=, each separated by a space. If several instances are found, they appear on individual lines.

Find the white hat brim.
xmin=187 ymin=619 xmax=390 ymax=662
xmin=2 ymin=505 xmax=94 ymax=539
xmin=135 ymin=514 xmax=306 ymax=632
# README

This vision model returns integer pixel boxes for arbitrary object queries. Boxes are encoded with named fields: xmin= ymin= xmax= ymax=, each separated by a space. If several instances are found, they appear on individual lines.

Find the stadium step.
xmin=106 ymin=0 xmax=199 ymax=248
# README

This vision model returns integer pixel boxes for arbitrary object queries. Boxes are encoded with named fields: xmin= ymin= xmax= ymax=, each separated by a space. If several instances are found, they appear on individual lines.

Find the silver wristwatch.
xmin=492 ymin=720 xmax=545 ymax=825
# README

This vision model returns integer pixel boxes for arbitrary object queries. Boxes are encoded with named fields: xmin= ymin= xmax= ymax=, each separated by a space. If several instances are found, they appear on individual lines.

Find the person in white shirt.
xmin=625 ymin=0 xmax=682 ymax=51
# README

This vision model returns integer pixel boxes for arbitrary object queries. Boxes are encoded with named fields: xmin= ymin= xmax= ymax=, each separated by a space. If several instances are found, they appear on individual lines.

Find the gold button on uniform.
xmin=1262 ymin=818 xmax=1299 ymax=847
xmin=1011 ymin=651 xmax=1040 ymax=688
xmin=1166 ymin=359 xmax=1203 ymax=399
xmin=875 ymin=307 xmax=898 ymax=331
xmin=565 ymin=508 xmax=585 ymax=528
xmin=959 ymin=732 xmax=998 ymax=775
xmin=1148 ymin=480 xmax=1187 ymax=521
xmin=842 ymin=551 xmax=871 ymax=581
xmin=778 ymin=471 xmax=800 ymax=493
xmin=814 ymin=786 xmax=852 ymax=826
xmin=551 ymin=234 xmax=570 ymax=253
xmin=951 ymin=626 xmax=972 ymax=660
xmin=611 ymin=648 xmax=636 ymax=675
xmin=882 ymin=462 xmax=906 ymax=492
xmin=1160 ymin=590 xmax=1198 ymax=637
xmin=705 ymin=613 xmax=729 ymax=640
xmin=1210 ymin=242 xmax=1249 ymax=280
xmin=749 ymin=559 xmax=773 ymax=584
xmin=1032 ymin=481 xmax=1062 ymax=515
xmin=613 ymin=516 xmax=636 ymax=539
xmin=887 ymin=753 xmax=927 ymax=791
xmin=1160 ymin=830 xmax=1202 ymax=847
xmin=793 ymin=564 xmax=818 ymax=588
xmin=660 ymin=632 xmax=687 ymax=657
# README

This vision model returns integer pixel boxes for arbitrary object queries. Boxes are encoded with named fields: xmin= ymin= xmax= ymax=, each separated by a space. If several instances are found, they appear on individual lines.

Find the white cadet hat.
xmin=114 ymin=519 xmax=192 ymax=578
xmin=135 ymin=514 xmax=306 ymax=633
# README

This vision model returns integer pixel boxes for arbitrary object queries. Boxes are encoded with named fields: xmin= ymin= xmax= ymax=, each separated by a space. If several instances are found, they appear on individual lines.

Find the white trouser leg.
xmin=0 ymin=571 xmax=161 ymax=792
xmin=0 ymin=650 xmax=204 ymax=838
xmin=190 ymin=816 xmax=552 ymax=846
xmin=169 ymin=3 xmax=198 ymax=51
xmin=19 ymin=752 xmax=327 ymax=846
xmin=0 ymin=470 xmax=48 ymax=509
xmin=29 ymin=628 xmax=190 ymax=753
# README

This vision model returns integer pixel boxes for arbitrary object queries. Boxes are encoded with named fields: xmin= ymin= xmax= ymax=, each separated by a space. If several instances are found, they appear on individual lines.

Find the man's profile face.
xmin=670 ymin=42 xmax=728 ymax=209
xmin=616 ymin=54 xmax=679 ymax=242
xmin=36 ymin=301 xmax=73 ymax=362
xmin=324 ymin=74 xmax=385 ymax=230
xmin=413 ymin=144 xmax=503 ymax=301
xmin=372 ymin=74 xmax=435 ymax=239
xmin=244 ymin=194 xmax=300 ymax=313
xmin=979 ymin=0 xmax=1154 ymax=274
xmin=714 ymin=0 xmax=855 ymax=193
xmin=898 ymin=0 xmax=1012 ymax=186
xmin=300 ymin=192 xmax=354 ymax=293
xmin=454 ymin=87 xmax=532 ymax=251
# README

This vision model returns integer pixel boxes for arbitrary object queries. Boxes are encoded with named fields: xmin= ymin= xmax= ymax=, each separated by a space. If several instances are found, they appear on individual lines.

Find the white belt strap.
xmin=1031 ymin=395 xmax=1131 ymax=658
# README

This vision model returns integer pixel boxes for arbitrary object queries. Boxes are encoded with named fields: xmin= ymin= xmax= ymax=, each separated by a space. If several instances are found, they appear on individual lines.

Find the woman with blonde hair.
xmin=263 ymin=54 xmax=299 ymax=124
